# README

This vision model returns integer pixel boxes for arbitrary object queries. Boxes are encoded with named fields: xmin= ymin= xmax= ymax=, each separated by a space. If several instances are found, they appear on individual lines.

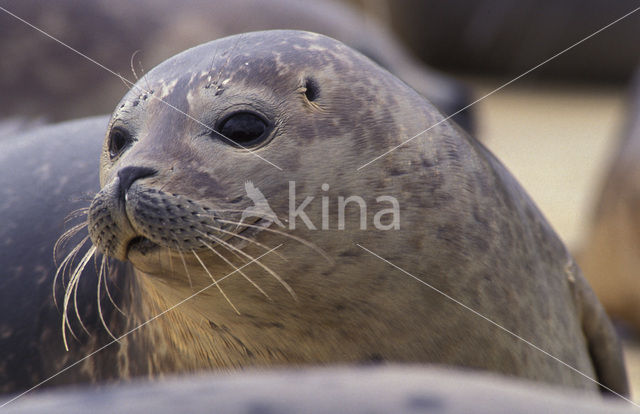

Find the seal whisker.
xmin=191 ymin=249 xmax=240 ymax=314
xmin=62 ymin=244 xmax=96 ymax=351
xmin=200 ymin=232 xmax=248 ymax=264
xmin=213 ymin=218 xmax=333 ymax=264
xmin=70 ymin=246 xmax=97 ymax=338
xmin=130 ymin=50 xmax=141 ymax=81
xmin=168 ymin=245 xmax=175 ymax=275
xmin=96 ymin=255 xmax=120 ymax=343
xmin=118 ymin=74 xmax=133 ymax=91
xmin=176 ymin=245 xmax=194 ymax=290
xmin=60 ymin=237 xmax=90 ymax=288
xmin=134 ymin=55 xmax=153 ymax=94
xmin=53 ymin=221 xmax=88 ymax=267
xmin=53 ymin=235 xmax=90 ymax=308
xmin=197 ymin=228 xmax=296 ymax=300
xmin=71 ymin=272 xmax=90 ymax=338
xmin=62 ymin=207 xmax=89 ymax=225
xmin=205 ymin=43 xmax=221 ymax=89
xmin=102 ymin=255 xmax=125 ymax=316
xmin=202 ymin=221 xmax=287 ymax=261
xmin=54 ymin=239 xmax=83 ymax=291
xmin=196 ymin=234 xmax=270 ymax=300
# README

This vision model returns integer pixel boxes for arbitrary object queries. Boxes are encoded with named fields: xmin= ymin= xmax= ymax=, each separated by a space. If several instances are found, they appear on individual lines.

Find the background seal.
xmin=0 ymin=116 xmax=127 ymax=393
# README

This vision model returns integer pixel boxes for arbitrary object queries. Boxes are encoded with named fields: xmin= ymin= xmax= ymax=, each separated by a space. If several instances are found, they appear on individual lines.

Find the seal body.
xmin=74 ymin=31 xmax=627 ymax=394
xmin=0 ymin=116 xmax=131 ymax=393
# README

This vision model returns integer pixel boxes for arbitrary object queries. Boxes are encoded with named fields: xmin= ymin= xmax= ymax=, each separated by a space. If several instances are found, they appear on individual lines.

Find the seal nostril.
xmin=118 ymin=166 xmax=157 ymax=194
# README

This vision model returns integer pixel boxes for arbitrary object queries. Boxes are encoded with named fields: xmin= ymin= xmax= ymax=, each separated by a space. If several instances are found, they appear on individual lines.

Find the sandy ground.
xmin=470 ymin=79 xmax=639 ymax=401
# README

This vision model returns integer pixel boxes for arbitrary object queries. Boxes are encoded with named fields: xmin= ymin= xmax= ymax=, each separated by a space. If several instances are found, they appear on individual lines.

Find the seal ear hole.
xmin=215 ymin=111 xmax=271 ymax=148
xmin=108 ymin=127 xmax=132 ymax=159
xmin=304 ymin=77 xmax=319 ymax=102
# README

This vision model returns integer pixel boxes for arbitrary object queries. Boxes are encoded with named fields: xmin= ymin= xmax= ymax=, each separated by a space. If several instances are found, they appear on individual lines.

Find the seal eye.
xmin=108 ymin=128 xmax=132 ymax=159
xmin=216 ymin=111 xmax=270 ymax=147
xmin=304 ymin=77 xmax=319 ymax=102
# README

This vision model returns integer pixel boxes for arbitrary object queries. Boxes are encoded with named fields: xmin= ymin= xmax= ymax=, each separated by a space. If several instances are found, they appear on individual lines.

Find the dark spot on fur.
xmin=360 ymin=353 xmax=384 ymax=365
xmin=246 ymin=402 xmax=280 ymax=414
xmin=338 ymin=249 xmax=360 ymax=258
xmin=406 ymin=395 xmax=444 ymax=410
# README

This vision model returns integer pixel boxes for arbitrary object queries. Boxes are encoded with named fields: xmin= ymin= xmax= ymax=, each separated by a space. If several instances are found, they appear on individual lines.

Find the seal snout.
xmin=87 ymin=166 xmax=157 ymax=261
xmin=117 ymin=166 xmax=157 ymax=201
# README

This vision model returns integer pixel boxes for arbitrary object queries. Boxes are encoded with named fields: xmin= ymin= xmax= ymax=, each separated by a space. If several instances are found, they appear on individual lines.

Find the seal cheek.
xmin=87 ymin=180 xmax=139 ymax=261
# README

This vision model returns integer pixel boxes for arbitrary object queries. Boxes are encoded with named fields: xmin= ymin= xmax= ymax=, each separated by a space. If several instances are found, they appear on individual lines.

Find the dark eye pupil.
xmin=218 ymin=112 xmax=268 ymax=146
xmin=108 ymin=129 xmax=130 ymax=158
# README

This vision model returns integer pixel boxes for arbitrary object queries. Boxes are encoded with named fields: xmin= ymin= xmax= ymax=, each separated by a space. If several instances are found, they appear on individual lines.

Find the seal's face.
xmin=87 ymin=30 xmax=427 ymax=279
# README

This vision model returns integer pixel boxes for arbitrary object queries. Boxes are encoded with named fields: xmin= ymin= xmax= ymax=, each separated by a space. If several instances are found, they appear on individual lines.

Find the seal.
xmin=577 ymin=69 xmax=640 ymax=333
xmin=0 ymin=115 xmax=130 ymax=394
xmin=63 ymin=30 xmax=625 ymax=395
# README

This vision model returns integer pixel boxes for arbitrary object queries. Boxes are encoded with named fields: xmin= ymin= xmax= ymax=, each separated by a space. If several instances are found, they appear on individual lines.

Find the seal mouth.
xmin=126 ymin=236 xmax=159 ymax=257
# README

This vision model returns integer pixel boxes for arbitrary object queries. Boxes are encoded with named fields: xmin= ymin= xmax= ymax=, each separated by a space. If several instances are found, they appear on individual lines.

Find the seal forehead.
xmin=109 ymin=29 xmax=413 ymax=153
xmin=141 ymin=31 xmax=359 ymax=91
xmin=112 ymin=31 xmax=360 ymax=125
